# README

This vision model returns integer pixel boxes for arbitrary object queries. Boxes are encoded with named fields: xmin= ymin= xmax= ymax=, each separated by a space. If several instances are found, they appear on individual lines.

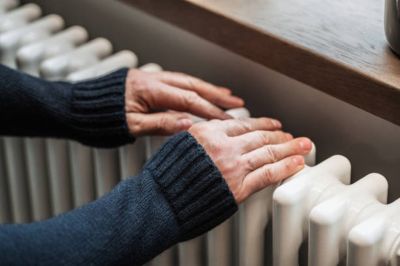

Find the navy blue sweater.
xmin=0 ymin=65 xmax=238 ymax=265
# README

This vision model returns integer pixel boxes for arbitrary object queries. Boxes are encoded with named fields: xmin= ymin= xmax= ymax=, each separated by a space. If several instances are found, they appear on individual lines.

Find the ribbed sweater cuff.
xmin=145 ymin=132 xmax=238 ymax=241
xmin=69 ymin=68 xmax=135 ymax=147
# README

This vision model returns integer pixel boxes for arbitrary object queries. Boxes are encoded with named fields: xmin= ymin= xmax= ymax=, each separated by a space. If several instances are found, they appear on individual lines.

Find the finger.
xmin=234 ymin=130 xmax=292 ymax=154
xmin=220 ymin=117 xmax=282 ymax=136
xmin=159 ymin=71 xmax=244 ymax=108
xmin=241 ymin=138 xmax=312 ymax=171
xmin=126 ymin=112 xmax=193 ymax=136
xmin=242 ymin=155 xmax=305 ymax=200
xmin=220 ymin=88 xmax=232 ymax=95
xmin=147 ymin=82 xmax=232 ymax=120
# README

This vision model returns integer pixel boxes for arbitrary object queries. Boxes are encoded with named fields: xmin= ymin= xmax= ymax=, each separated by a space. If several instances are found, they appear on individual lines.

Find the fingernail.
xmin=299 ymin=138 xmax=312 ymax=150
xmin=177 ymin=119 xmax=193 ymax=129
xmin=292 ymin=156 xmax=304 ymax=166
xmin=220 ymin=88 xmax=232 ymax=94
xmin=285 ymin=133 xmax=293 ymax=139
xmin=233 ymin=97 xmax=245 ymax=106
xmin=231 ymin=95 xmax=243 ymax=100
xmin=270 ymin=119 xmax=281 ymax=128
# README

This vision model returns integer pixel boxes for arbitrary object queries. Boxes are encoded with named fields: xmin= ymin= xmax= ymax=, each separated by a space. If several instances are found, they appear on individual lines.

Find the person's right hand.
xmin=188 ymin=118 xmax=312 ymax=203
xmin=124 ymin=69 xmax=244 ymax=137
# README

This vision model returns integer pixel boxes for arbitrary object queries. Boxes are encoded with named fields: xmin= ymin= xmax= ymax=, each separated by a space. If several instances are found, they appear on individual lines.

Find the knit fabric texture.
xmin=0 ymin=64 xmax=134 ymax=147
xmin=0 ymin=132 xmax=237 ymax=265
xmin=0 ymin=64 xmax=238 ymax=265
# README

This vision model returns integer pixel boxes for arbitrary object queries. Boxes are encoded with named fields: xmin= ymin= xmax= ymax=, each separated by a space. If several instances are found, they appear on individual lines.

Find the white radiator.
xmin=1 ymin=1 xmax=400 ymax=266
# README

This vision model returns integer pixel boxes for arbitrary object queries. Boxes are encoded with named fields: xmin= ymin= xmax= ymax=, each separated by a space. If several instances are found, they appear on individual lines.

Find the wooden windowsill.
xmin=120 ymin=0 xmax=400 ymax=125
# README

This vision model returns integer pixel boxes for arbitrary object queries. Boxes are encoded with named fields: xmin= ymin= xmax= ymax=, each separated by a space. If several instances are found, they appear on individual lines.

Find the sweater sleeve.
xmin=0 ymin=132 xmax=238 ymax=265
xmin=0 ymin=64 xmax=134 ymax=148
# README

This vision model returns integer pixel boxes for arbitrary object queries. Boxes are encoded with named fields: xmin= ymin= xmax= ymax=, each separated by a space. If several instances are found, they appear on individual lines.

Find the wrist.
xmin=144 ymin=132 xmax=238 ymax=240
xmin=68 ymin=68 xmax=135 ymax=147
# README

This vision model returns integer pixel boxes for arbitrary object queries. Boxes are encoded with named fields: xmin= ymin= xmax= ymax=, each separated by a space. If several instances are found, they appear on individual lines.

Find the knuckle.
xmin=155 ymin=120 xmax=164 ymax=131
xmin=269 ymin=131 xmax=285 ymax=143
xmin=246 ymin=157 xmax=258 ymax=171
xmin=188 ymin=121 xmax=215 ymax=139
xmin=262 ymin=166 xmax=275 ymax=185
xmin=130 ymin=123 xmax=142 ymax=135
xmin=157 ymin=116 xmax=170 ymax=129
xmin=237 ymin=119 xmax=252 ymax=131
xmin=130 ymin=78 xmax=147 ymax=94
xmin=127 ymin=116 xmax=144 ymax=136
xmin=258 ymin=117 xmax=269 ymax=124
xmin=188 ymin=77 xmax=201 ymax=86
xmin=183 ymin=91 xmax=199 ymax=105
xmin=188 ymin=123 xmax=203 ymax=135
xmin=185 ymin=77 xmax=198 ymax=90
xmin=284 ymin=159 xmax=294 ymax=173
xmin=209 ymin=141 xmax=226 ymax=157
xmin=258 ymin=131 xmax=270 ymax=145
xmin=264 ymin=145 xmax=277 ymax=162
xmin=277 ymin=131 xmax=288 ymax=141
xmin=292 ymin=141 xmax=302 ymax=153
xmin=129 ymin=71 xmax=152 ymax=90
xmin=220 ymin=156 xmax=240 ymax=175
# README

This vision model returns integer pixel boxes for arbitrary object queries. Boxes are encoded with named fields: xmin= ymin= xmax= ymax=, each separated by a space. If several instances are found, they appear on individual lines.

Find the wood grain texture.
xmin=120 ymin=0 xmax=400 ymax=125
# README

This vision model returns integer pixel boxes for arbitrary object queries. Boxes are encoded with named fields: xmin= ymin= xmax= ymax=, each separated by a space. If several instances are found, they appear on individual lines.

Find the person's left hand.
xmin=124 ymin=69 xmax=245 ymax=136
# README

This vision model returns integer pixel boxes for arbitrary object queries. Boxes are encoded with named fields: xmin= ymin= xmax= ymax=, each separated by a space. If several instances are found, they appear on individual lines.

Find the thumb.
xmin=127 ymin=112 xmax=193 ymax=136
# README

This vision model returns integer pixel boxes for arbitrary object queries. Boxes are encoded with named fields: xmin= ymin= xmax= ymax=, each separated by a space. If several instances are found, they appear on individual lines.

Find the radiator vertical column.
xmin=0 ymin=14 xmax=64 ymax=67
xmin=272 ymin=155 xmax=351 ymax=266
xmin=347 ymin=199 xmax=400 ymax=266
xmin=0 ymin=141 xmax=11 ymax=223
xmin=308 ymin=173 xmax=388 ymax=266
xmin=16 ymin=26 xmax=88 ymax=219
xmin=119 ymin=141 xmax=146 ymax=179
xmin=239 ymin=139 xmax=316 ymax=266
xmin=40 ymin=38 xmax=112 ymax=214
xmin=67 ymin=50 xmax=139 ymax=199
xmin=240 ymin=187 xmax=274 ymax=266
xmin=0 ymin=4 xmax=41 ymax=33
xmin=206 ymin=220 xmax=233 ymax=266
xmin=3 ymin=138 xmax=31 ymax=222
xmin=0 ymin=14 xmax=64 ymax=222
xmin=67 ymin=50 xmax=140 ymax=184
xmin=0 ymin=0 xmax=18 ymax=14
xmin=0 ymin=0 xmax=30 ymax=224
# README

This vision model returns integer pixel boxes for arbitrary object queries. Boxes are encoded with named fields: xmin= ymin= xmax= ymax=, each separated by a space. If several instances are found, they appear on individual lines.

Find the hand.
xmin=124 ymin=69 xmax=244 ymax=136
xmin=188 ymin=118 xmax=312 ymax=203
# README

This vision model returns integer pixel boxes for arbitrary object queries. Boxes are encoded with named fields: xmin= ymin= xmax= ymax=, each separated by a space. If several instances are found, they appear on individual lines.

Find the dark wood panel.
xmin=120 ymin=0 xmax=400 ymax=125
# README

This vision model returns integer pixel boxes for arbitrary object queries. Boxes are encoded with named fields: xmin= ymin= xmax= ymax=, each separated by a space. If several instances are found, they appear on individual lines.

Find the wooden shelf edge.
xmin=120 ymin=0 xmax=400 ymax=126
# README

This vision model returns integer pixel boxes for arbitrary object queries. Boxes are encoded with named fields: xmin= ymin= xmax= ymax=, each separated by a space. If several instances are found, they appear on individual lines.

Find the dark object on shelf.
xmin=385 ymin=0 xmax=400 ymax=56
